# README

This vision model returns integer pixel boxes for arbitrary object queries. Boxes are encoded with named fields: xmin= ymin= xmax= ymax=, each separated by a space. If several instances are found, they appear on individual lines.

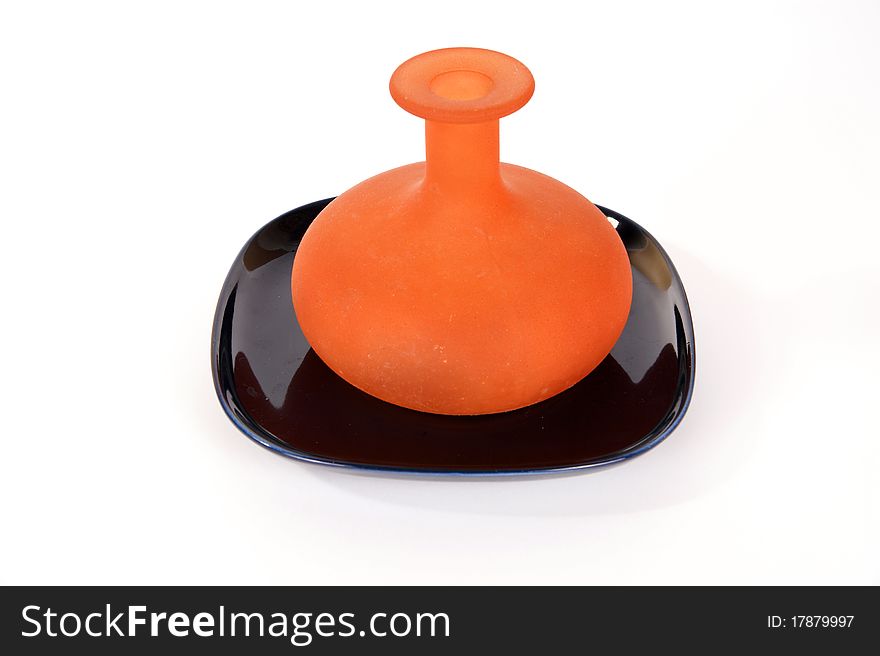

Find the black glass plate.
xmin=211 ymin=198 xmax=695 ymax=476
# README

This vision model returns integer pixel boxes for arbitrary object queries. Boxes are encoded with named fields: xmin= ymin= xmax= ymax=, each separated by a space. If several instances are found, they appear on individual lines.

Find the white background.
xmin=1 ymin=1 xmax=878 ymax=585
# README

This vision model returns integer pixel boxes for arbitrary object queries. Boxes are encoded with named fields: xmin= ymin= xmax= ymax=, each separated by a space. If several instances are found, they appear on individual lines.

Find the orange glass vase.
xmin=291 ymin=48 xmax=632 ymax=415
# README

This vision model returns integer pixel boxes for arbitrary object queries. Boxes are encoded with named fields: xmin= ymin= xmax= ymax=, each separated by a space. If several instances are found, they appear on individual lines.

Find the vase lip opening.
xmin=429 ymin=69 xmax=494 ymax=101
xmin=390 ymin=47 xmax=535 ymax=124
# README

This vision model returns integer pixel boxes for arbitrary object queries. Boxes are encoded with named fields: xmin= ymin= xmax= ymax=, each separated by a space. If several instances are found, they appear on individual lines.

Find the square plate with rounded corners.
xmin=211 ymin=199 xmax=695 ymax=476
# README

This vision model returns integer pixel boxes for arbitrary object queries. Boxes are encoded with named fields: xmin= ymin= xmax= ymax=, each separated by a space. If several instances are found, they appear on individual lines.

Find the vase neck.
xmin=424 ymin=120 xmax=501 ymax=192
